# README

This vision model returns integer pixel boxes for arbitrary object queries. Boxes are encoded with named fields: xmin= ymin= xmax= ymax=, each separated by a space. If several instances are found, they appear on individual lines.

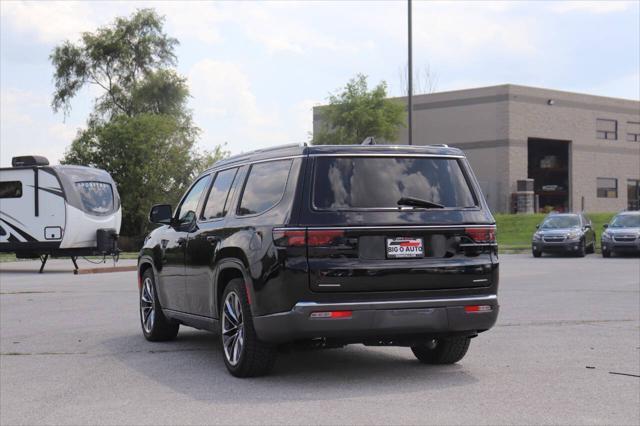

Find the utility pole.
xmin=407 ymin=0 xmax=413 ymax=145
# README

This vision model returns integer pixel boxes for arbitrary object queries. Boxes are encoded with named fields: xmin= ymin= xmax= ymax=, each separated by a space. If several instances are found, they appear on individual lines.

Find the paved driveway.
xmin=1 ymin=254 xmax=638 ymax=425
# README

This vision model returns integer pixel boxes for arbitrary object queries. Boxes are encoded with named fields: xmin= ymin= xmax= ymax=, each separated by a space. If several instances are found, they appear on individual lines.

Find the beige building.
xmin=313 ymin=84 xmax=640 ymax=213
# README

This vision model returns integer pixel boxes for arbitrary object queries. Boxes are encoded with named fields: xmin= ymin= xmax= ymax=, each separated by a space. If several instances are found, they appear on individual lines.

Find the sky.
xmin=1 ymin=0 xmax=639 ymax=166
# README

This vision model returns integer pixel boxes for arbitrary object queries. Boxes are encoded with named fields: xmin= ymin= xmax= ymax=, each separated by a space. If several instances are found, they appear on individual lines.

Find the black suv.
xmin=138 ymin=144 xmax=499 ymax=377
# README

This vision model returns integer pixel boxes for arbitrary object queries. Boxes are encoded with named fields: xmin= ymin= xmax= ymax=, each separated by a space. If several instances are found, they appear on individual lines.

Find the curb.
xmin=74 ymin=265 xmax=137 ymax=275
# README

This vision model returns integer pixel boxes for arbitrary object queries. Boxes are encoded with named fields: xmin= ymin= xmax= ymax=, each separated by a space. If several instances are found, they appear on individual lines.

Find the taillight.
xmin=464 ymin=305 xmax=493 ymax=313
xmin=309 ymin=311 xmax=352 ymax=319
xmin=465 ymin=226 xmax=496 ymax=243
xmin=307 ymin=229 xmax=344 ymax=246
xmin=273 ymin=229 xmax=306 ymax=247
xmin=273 ymin=228 xmax=346 ymax=247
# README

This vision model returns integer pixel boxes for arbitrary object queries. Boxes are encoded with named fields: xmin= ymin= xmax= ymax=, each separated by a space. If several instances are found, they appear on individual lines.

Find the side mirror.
xmin=584 ymin=224 xmax=592 ymax=229
xmin=149 ymin=204 xmax=173 ymax=225
xmin=603 ymin=223 xmax=609 ymax=229
xmin=535 ymin=224 xmax=540 ymax=229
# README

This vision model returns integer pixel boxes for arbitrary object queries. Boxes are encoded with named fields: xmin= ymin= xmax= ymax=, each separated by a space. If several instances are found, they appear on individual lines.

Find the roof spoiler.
xmin=12 ymin=155 xmax=49 ymax=167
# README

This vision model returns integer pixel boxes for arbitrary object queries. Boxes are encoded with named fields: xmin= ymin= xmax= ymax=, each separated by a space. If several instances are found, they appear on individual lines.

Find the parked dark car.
xmin=138 ymin=143 xmax=499 ymax=377
xmin=531 ymin=213 xmax=595 ymax=257
xmin=601 ymin=211 xmax=640 ymax=257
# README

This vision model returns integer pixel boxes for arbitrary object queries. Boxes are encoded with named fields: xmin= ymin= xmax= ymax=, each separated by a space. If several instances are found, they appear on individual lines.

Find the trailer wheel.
xmin=140 ymin=269 xmax=179 ymax=341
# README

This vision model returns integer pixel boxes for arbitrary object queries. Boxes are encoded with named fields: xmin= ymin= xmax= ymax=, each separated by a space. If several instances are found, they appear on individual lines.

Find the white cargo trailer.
xmin=0 ymin=155 xmax=121 ymax=272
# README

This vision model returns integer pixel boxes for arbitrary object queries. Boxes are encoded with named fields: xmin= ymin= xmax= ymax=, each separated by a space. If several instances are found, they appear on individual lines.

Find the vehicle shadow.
xmin=102 ymin=329 xmax=479 ymax=403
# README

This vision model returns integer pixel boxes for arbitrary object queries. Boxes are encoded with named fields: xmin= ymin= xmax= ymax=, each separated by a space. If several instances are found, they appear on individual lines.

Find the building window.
xmin=597 ymin=178 xmax=618 ymax=198
xmin=628 ymin=179 xmax=640 ymax=210
xmin=596 ymin=119 xmax=617 ymax=140
xmin=627 ymin=121 xmax=640 ymax=142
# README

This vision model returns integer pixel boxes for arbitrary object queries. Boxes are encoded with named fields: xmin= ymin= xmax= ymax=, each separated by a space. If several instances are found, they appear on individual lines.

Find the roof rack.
xmin=220 ymin=142 xmax=307 ymax=163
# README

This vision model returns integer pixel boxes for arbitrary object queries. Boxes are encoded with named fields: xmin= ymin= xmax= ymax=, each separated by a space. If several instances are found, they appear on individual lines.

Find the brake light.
xmin=307 ymin=229 xmax=344 ymax=246
xmin=309 ymin=311 xmax=352 ymax=319
xmin=464 ymin=305 xmax=492 ymax=313
xmin=465 ymin=226 xmax=496 ymax=243
xmin=273 ymin=228 xmax=346 ymax=247
xmin=273 ymin=229 xmax=306 ymax=247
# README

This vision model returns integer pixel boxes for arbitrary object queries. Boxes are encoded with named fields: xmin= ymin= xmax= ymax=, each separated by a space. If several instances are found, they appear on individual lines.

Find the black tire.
xmin=532 ymin=249 xmax=542 ymax=258
xmin=576 ymin=241 xmax=586 ymax=257
xmin=220 ymin=278 xmax=277 ymax=377
xmin=139 ymin=269 xmax=179 ymax=342
xmin=411 ymin=336 xmax=471 ymax=364
xmin=602 ymin=248 xmax=611 ymax=258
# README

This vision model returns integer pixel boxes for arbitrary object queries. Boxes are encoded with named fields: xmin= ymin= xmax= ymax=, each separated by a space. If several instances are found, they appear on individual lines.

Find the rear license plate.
xmin=386 ymin=237 xmax=424 ymax=259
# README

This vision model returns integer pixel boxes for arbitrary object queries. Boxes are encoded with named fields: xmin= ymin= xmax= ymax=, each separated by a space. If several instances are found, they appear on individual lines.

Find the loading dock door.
xmin=527 ymin=138 xmax=570 ymax=213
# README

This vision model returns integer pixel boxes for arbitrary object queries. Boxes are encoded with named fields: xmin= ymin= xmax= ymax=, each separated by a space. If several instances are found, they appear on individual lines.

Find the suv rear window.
xmin=238 ymin=160 xmax=292 ymax=216
xmin=313 ymin=157 xmax=476 ymax=210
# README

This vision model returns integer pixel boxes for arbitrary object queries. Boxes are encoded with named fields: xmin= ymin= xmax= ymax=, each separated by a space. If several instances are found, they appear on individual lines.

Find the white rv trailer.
xmin=0 ymin=155 xmax=121 ymax=272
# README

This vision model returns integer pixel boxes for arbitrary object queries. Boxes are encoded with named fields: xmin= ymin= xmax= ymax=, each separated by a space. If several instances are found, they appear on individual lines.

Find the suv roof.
xmin=207 ymin=143 xmax=466 ymax=173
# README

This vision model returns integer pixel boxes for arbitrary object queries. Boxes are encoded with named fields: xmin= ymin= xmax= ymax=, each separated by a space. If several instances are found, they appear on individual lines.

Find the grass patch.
xmin=495 ymin=212 xmax=616 ymax=249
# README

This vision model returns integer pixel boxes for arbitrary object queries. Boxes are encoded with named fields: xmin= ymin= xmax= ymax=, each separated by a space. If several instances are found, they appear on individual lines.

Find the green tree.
xmin=51 ymin=9 xmax=227 ymax=237
xmin=50 ymin=8 xmax=179 ymax=118
xmin=313 ymin=74 xmax=405 ymax=145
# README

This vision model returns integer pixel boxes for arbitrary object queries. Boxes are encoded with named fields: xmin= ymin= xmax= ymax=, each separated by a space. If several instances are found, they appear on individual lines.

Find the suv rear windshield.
xmin=313 ymin=157 xmax=476 ymax=210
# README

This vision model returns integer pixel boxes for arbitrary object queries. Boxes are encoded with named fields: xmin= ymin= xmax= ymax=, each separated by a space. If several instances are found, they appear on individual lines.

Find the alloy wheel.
xmin=140 ymin=277 xmax=155 ymax=334
xmin=222 ymin=291 xmax=244 ymax=366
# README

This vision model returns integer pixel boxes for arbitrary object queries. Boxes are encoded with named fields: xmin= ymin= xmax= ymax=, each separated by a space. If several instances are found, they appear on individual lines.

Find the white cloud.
xmin=232 ymin=4 xmax=374 ymax=55
xmin=549 ymin=1 xmax=631 ymax=14
xmin=0 ymin=1 xmax=97 ymax=44
xmin=188 ymin=59 xmax=273 ymax=127
xmin=154 ymin=2 xmax=226 ymax=45
xmin=187 ymin=60 xmax=318 ymax=154
xmin=410 ymin=2 xmax=539 ymax=64
xmin=0 ymin=88 xmax=81 ymax=166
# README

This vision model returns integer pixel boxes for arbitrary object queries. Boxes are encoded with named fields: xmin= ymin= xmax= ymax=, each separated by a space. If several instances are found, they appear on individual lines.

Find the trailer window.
xmin=75 ymin=181 xmax=114 ymax=215
xmin=0 ymin=181 xmax=22 ymax=198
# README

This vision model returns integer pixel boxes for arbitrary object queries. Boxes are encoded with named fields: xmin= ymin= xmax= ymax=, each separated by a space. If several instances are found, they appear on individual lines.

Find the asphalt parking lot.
xmin=1 ymin=254 xmax=639 ymax=425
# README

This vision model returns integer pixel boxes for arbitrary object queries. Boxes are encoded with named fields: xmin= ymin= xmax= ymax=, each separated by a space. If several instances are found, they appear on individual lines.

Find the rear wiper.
xmin=397 ymin=196 xmax=445 ymax=209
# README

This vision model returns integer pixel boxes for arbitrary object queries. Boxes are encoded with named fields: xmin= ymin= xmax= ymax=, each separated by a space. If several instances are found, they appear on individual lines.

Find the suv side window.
xmin=175 ymin=175 xmax=210 ymax=224
xmin=238 ymin=160 xmax=292 ymax=216
xmin=202 ymin=168 xmax=238 ymax=220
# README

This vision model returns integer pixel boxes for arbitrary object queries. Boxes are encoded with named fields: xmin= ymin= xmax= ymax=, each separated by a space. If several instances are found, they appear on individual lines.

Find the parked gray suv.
xmin=601 ymin=211 xmax=640 ymax=257
xmin=531 ymin=213 xmax=596 ymax=257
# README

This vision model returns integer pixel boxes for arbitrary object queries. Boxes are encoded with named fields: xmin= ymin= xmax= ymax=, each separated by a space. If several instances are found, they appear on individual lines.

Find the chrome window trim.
xmin=206 ymin=155 xmax=304 ymax=175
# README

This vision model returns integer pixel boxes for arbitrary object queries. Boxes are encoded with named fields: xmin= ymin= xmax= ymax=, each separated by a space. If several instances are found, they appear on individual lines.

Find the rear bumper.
xmin=253 ymin=294 xmax=499 ymax=343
